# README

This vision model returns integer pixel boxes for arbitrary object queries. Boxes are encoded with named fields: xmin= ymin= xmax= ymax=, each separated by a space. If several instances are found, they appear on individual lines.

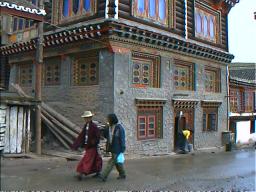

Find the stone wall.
xmin=113 ymin=44 xmax=228 ymax=155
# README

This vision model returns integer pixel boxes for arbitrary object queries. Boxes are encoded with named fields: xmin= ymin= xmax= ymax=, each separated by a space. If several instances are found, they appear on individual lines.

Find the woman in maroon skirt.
xmin=71 ymin=111 xmax=102 ymax=181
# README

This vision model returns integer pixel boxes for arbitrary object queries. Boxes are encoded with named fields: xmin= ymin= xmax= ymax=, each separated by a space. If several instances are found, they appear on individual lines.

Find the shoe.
xmin=75 ymin=174 xmax=82 ymax=181
xmin=98 ymin=174 xmax=106 ymax=182
xmin=117 ymin=175 xmax=126 ymax=180
xmin=92 ymin=173 xmax=100 ymax=178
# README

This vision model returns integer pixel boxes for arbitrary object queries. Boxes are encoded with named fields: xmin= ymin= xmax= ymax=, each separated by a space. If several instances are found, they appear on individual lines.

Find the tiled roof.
xmin=229 ymin=63 xmax=256 ymax=85
xmin=0 ymin=0 xmax=46 ymax=16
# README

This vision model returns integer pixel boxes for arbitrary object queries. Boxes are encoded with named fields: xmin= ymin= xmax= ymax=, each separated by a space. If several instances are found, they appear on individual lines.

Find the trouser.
xmin=101 ymin=153 xmax=126 ymax=179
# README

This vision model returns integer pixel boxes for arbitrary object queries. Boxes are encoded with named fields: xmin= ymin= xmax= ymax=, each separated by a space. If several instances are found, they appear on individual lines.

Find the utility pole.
xmin=35 ymin=0 xmax=44 ymax=155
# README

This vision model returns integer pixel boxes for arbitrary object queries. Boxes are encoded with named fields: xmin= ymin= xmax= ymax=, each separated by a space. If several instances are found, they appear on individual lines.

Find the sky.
xmin=228 ymin=0 xmax=256 ymax=63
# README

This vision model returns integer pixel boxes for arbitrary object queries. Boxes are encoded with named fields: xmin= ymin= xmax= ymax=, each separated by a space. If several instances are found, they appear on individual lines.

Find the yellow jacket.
xmin=182 ymin=130 xmax=190 ymax=140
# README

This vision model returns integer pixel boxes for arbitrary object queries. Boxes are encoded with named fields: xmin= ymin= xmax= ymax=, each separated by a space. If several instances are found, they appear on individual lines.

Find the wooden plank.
xmin=17 ymin=107 xmax=24 ymax=153
xmin=10 ymin=106 xmax=18 ymax=153
xmin=22 ymin=107 xmax=27 ymax=152
xmin=26 ymin=109 xmax=31 ymax=153
xmin=0 ymin=107 xmax=6 ymax=124
xmin=4 ymin=107 xmax=10 ymax=153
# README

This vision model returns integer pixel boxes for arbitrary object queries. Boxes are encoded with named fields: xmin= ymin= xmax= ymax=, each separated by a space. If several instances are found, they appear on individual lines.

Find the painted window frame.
xmin=230 ymin=88 xmax=240 ymax=113
xmin=244 ymin=90 xmax=254 ymax=112
xmin=132 ymin=0 xmax=169 ymax=26
xmin=59 ymin=0 xmax=97 ymax=22
xmin=131 ymin=52 xmax=161 ymax=88
xmin=173 ymin=59 xmax=194 ymax=91
xmin=44 ymin=57 xmax=61 ymax=86
xmin=19 ymin=63 xmax=33 ymax=87
xmin=137 ymin=106 xmax=163 ymax=140
xmin=71 ymin=56 xmax=99 ymax=86
xmin=202 ymin=107 xmax=218 ymax=131
xmin=12 ymin=17 xmax=35 ymax=33
xmin=204 ymin=66 xmax=221 ymax=93
xmin=194 ymin=2 xmax=220 ymax=43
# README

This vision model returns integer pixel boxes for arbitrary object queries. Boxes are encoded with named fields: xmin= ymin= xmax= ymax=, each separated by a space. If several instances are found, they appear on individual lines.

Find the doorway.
xmin=174 ymin=109 xmax=194 ymax=151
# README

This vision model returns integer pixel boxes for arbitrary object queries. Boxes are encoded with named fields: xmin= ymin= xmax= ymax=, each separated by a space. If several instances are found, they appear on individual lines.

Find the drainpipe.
xmin=184 ymin=0 xmax=188 ymax=39
xmin=105 ymin=0 xmax=109 ymax=19
xmin=226 ymin=64 xmax=230 ymax=131
xmin=114 ymin=0 xmax=119 ymax=19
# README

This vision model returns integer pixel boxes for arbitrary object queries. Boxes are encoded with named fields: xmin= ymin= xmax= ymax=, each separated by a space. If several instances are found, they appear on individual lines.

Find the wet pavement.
xmin=0 ymin=149 xmax=255 ymax=191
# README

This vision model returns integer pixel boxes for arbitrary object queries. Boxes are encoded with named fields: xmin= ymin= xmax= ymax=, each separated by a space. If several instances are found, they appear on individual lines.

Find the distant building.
xmin=228 ymin=63 xmax=256 ymax=144
xmin=1 ymin=0 xmax=239 ymax=155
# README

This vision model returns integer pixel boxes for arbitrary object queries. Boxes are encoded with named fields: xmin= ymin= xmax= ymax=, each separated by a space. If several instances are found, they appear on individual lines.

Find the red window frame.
xmin=138 ymin=115 xmax=156 ymax=139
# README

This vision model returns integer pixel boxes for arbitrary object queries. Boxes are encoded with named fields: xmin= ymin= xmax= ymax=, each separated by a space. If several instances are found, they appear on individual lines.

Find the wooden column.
xmin=35 ymin=0 xmax=44 ymax=155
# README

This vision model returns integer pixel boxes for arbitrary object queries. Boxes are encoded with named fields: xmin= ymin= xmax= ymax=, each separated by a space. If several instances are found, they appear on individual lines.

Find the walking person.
xmin=99 ymin=113 xmax=126 ymax=182
xmin=71 ymin=111 xmax=102 ymax=181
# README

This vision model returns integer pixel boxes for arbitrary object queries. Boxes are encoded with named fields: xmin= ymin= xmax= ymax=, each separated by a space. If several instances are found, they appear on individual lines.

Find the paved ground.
xmin=0 ymin=148 xmax=255 ymax=191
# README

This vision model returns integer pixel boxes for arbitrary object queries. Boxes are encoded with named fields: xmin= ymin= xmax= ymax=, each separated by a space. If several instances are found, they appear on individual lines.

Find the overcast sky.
xmin=228 ymin=0 xmax=256 ymax=63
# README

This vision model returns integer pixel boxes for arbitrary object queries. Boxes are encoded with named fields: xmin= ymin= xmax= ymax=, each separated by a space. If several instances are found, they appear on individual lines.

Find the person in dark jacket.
xmin=71 ymin=111 xmax=102 ymax=181
xmin=99 ymin=113 xmax=126 ymax=181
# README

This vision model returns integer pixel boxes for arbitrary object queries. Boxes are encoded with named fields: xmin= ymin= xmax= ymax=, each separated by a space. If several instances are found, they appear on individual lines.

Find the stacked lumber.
xmin=10 ymin=83 xmax=107 ymax=151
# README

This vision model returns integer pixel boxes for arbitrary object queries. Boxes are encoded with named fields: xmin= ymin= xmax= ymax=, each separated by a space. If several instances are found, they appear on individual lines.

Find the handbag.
xmin=117 ymin=152 xmax=125 ymax=163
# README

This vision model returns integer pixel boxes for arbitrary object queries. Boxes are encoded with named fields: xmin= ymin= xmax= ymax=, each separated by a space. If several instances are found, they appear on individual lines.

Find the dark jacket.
xmin=105 ymin=123 xmax=126 ymax=154
xmin=72 ymin=121 xmax=100 ymax=150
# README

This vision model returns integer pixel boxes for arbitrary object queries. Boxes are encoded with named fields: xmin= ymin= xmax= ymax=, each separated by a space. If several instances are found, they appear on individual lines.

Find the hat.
xmin=81 ymin=111 xmax=94 ymax=118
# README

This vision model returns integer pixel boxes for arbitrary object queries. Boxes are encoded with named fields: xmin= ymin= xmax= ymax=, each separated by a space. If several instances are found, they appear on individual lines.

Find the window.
xmin=132 ymin=0 xmax=168 ymax=26
xmin=137 ymin=107 xmax=163 ymax=140
xmin=203 ymin=108 xmax=218 ymax=131
xmin=20 ymin=64 xmax=33 ymax=86
xmin=230 ymin=88 xmax=240 ymax=112
xmin=72 ymin=57 xmax=98 ymax=86
xmin=12 ymin=17 xmax=35 ymax=33
xmin=244 ymin=90 xmax=254 ymax=112
xmin=205 ymin=67 xmax=220 ymax=93
xmin=173 ymin=59 xmax=194 ymax=91
xmin=131 ymin=52 xmax=160 ymax=88
xmin=136 ymin=99 xmax=165 ymax=140
xmin=60 ymin=0 xmax=96 ymax=21
xmin=44 ymin=57 xmax=61 ymax=86
xmin=194 ymin=4 xmax=219 ymax=43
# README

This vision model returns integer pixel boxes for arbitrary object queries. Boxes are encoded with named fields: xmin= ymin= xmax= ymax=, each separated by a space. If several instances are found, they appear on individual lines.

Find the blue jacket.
xmin=110 ymin=123 xmax=126 ymax=154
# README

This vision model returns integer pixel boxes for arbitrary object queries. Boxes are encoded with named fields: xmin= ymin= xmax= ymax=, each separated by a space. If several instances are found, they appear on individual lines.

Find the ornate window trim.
xmin=131 ymin=52 xmax=161 ymax=88
xmin=173 ymin=59 xmax=194 ymax=91
xmin=135 ymin=98 xmax=166 ymax=140
xmin=71 ymin=54 xmax=99 ymax=86
xmin=19 ymin=63 xmax=33 ymax=87
xmin=201 ymin=100 xmax=222 ymax=108
xmin=194 ymin=2 xmax=221 ymax=43
xmin=204 ymin=66 xmax=221 ymax=93
xmin=59 ymin=0 xmax=97 ymax=23
xmin=172 ymin=99 xmax=199 ymax=109
xmin=132 ymin=0 xmax=169 ymax=26
xmin=43 ymin=57 xmax=61 ymax=86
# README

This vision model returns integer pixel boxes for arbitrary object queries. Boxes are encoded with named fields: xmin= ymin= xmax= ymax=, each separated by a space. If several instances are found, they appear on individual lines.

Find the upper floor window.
xmin=60 ymin=0 xmax=96 ymax=21
xmin=72 ymin=56 xmax=98 ymax=86
xmin=244 ymin=90 xmax=254 ymax=112
xmin=173 ymin=59 xmax=194 ymax=91
xmin=205 ymin=67 xmax=221 ymax=93
xmin=195 ymin=3 xmax=220 ymax=43
xmin=230 ymin=88 xmax=241 ymax=113
xmin=12 ymin=17 xmax=35 ymax=33
xmin=131 ymin=52 xmax=160 ymax=88
xmin=132 ymin=0 xmax=168 ymax=26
